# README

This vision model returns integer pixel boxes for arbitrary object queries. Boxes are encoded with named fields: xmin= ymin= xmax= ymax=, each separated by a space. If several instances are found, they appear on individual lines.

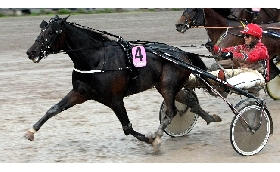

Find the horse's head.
xmin=26 ymin=15 xmax=69 ymax=63
xmin=175 ymin=8 xmax=205 ymax=33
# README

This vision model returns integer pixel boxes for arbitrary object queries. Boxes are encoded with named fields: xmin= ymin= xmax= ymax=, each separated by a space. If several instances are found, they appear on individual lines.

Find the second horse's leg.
xmin=24 ymin=89 xmax=88 ymax=141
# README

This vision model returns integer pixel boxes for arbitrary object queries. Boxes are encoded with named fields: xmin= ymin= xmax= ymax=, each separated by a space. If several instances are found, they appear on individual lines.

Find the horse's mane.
xmin=66 ymin=22 xmax=111 ymax=42
xmin=212 ymin=8 xmax=232 ymax=18
xmin=47 ymin=15 xmax=112 ymax=46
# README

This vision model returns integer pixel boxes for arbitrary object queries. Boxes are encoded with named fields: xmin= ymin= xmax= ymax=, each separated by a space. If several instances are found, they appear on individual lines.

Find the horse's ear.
xmin=54 ymin=15 xmax=59 ymax=19
xmin=62 ymin=15 xmax=70 ymax=22
xmin=40 ymin=20 xmax=48 ymax=28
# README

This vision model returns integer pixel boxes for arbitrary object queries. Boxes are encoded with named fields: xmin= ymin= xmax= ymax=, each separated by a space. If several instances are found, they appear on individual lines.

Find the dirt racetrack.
xmin=0 ymin=11 xmax=280 ymax=164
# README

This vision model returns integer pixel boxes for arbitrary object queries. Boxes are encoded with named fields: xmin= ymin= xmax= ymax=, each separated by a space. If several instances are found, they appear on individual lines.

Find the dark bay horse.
xmin=175 ymin=8 xmax=280 ymax=81
xmin=24 ymin=15 xmax=221 ymax=147
xmin=230 ymin=8 xmax=280 ymax=24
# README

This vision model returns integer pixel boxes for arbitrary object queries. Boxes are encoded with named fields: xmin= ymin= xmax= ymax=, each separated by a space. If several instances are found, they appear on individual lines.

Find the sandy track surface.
xmin=0 ymin=11 xmax=280 ymax=163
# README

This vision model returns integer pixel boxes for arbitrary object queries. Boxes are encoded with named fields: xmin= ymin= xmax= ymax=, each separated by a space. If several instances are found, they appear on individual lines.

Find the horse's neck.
xmin=204 ymin=8 xmax=230 ymax=44
xmin=231 ymin=8 xmax=244 ymax=19
xmin=64 ymin=25 xmax=103 ymax=69
xmin=260 ymin=9 xmax=280 ymax=22
xmin=63 ymin=25 xmax=128 ymax=71
xmin=236 ymin=8 xmax=280 ymax=23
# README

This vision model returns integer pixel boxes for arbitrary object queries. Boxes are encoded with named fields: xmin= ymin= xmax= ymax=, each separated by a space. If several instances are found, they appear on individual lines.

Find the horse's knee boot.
xmin=46 ymin=104 xmax=62 ymax=118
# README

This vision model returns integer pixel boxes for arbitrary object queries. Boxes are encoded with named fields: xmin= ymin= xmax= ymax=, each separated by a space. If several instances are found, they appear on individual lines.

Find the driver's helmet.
xmin=240 ymin=23 xmax=263 ymax=39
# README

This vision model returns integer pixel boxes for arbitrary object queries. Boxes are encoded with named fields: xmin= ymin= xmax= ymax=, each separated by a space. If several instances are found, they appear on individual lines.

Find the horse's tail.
xmin=184 ymin=52 xmax=219 ymax=96
xmin=183 ymin=52 xmax=207 ymax=71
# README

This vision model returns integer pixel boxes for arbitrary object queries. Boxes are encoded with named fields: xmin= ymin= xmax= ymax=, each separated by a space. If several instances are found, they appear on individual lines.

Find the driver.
xmin=189 ymin=23 xmax=269 ymax=96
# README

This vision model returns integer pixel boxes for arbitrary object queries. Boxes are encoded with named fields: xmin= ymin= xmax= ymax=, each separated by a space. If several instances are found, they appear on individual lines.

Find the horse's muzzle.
xmin=26 ymin=50 xmax=41 ymax=63
xmin=175 ymin=23 xmax=188 ymax=33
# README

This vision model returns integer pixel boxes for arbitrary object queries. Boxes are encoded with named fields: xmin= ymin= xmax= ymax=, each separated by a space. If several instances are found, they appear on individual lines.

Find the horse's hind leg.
xmin=152 ymin=72 xmax=184 ymax=146
xmin=24 ymin=89 xmax=88 ymax=141
xmin=175 ymin=89 xmax=222 ymax=125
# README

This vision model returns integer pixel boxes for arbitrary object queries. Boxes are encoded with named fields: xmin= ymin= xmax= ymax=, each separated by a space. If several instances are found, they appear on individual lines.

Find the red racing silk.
xmin=213 ymin=40 xmax=270 ymax=81
xmin=214 ymin=41 xmax=268 ymax=62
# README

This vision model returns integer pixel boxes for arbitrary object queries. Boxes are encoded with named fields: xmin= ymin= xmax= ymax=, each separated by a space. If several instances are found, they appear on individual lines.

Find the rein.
xmin=215 ymin=21 xmax=246 ymax=46
xmin=192 ymin=26 xmax=243 ymax=29
xmin=192 ymin=26 xmax=280 ymax=30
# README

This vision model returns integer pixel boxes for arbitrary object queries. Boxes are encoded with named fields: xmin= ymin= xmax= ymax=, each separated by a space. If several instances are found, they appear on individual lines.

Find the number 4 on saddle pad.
xmin=132 ymin=46 xmax=147 ymax=67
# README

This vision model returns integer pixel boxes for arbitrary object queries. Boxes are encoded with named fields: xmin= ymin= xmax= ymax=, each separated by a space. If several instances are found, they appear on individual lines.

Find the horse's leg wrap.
xmin=24 ymin=90 xmax=87 ymax=141
xmin=156 ymin=115 xmax=172 ymax=137
xmin=32 ymin=104 xmax=62 ymax=132
xmin=25 ymin=104 xmax=63 ymax=141
xmin=122 ymin=123 xmax=149 ymax=142
xmin=156 ymin=106 xmax=176 ymax=137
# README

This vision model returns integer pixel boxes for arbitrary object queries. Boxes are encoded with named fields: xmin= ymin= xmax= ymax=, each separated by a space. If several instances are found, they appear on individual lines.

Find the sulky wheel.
xmin=266 ymin=62 xmax=280 ymax=100
xmin=159 ymin=100 xmax=198 ymax=137
xmin=230 ymin=98 xmax=271 ymax=156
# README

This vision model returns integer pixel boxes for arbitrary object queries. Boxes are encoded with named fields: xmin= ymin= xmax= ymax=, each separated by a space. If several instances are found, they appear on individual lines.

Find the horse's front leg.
xmin=24 ymin=89 xmax=88 ymax=141
xmin=110 ymin=99 xmax=152 ymax=143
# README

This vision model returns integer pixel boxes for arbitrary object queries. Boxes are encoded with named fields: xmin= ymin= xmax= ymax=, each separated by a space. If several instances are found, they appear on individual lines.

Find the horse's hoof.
xmin=152 ymin=136 xmax=162 ymax=149
xmin=207 ymin=114 xmax=222 ymax=125
xmin=145 ymin=133 xmax=156 ymax=144
xmin=24 ymin=131 xmax=34 ymax=141
xmin=213 ymin=114 xmax=222 ymax=122
xmin=147 ymin=137 xmax=154 ymax=144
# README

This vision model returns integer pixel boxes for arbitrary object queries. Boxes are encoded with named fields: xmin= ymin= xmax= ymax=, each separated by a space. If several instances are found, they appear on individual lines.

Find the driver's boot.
xmin=185 ymin=70 xmax=229 ymax=97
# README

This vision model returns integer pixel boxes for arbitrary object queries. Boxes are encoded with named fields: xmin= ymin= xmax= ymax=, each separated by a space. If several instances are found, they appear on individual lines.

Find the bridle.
xmin=183 ymin=9 xmax=245 ymax=43
xmin=175 ymin=9 xmax=205 ymax=34
xmin=33 ymin=18 xmax=64 ymax=62
xmin=181 ymin=8 xmax=205 ymax=30
xmin=33 ymin=16 xmax=137 ymax=73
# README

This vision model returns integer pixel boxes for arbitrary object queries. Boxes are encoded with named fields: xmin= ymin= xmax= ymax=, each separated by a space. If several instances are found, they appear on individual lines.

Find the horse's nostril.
xmin=27 ymin=51 xmax=36 ymax=56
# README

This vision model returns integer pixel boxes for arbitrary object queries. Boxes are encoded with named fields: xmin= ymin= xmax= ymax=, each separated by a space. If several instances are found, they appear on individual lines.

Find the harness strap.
xmin=213 ymin=21 xmax=247 ymax=78
xmin=215 ymin=28 xmax=229 ymax=46
xmin=215 ymin=21 xmax=246 ymax=46
xmin=240 ymin=20 xmax=247 ymax=28
xmin=73 ymin=68 xmax=103 ymax=73
xmin=73 ymin=66 xmax=131 ymax=73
